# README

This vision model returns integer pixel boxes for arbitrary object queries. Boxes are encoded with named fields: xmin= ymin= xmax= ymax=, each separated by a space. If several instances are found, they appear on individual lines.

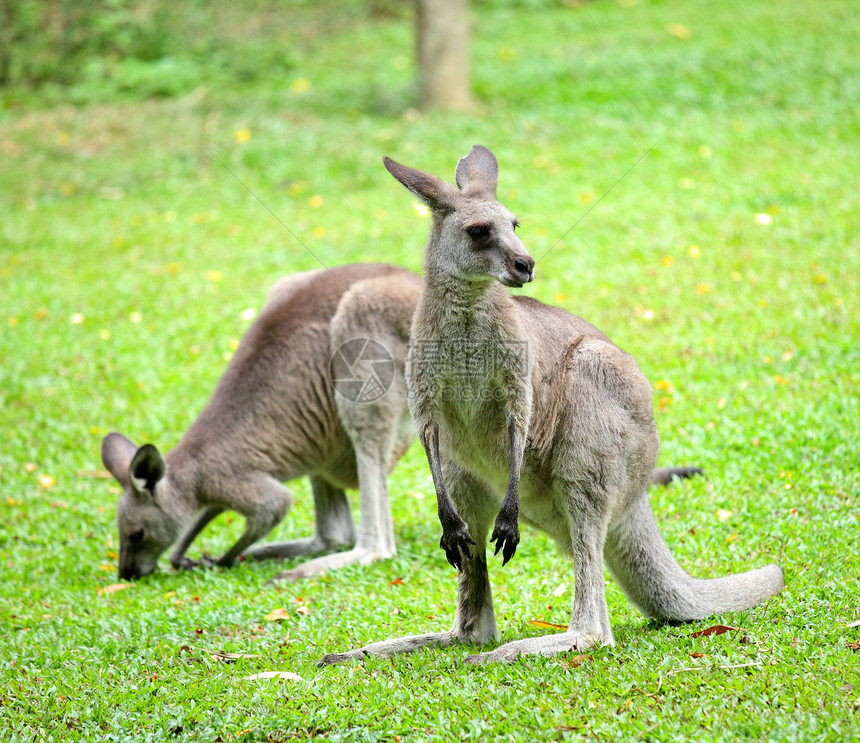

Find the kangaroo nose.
xmin=513 ymin=256 xmax=535 ymax=282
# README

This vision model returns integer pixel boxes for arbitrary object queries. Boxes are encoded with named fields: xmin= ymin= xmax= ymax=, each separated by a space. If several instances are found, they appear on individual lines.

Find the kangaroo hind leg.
xmin=466 ymin=485 xmax=613 ymax=665
xmin=319 ymin=464 xmax=499 ymax=665
xmin=267 ymin=398 xmax=399 ymax=584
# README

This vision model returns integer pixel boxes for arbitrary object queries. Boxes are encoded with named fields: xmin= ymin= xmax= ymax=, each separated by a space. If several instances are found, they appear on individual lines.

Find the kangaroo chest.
xmin=434 ymin=345 xmax=529 ymax=483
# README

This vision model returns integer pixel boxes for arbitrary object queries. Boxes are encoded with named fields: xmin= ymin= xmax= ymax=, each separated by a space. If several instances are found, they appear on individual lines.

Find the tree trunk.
xmin=416 ymin=0 xmax=471 ymax=111
xmin=0 ymin=0 xmax=14 ymax=85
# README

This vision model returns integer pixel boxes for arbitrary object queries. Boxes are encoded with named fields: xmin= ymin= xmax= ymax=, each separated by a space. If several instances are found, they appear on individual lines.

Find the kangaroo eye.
xmin=128 ymin=527 xmax=145 ymax=545
xmin=466 ymin=224 xmax=490 ymax=240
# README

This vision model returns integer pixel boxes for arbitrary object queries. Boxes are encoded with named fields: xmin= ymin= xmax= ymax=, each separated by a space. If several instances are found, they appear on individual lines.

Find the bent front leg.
xmin=490 ymin=418 xmax=524 ymax=565
xmin=422 ymin=421 xmax=474 ymax=570
xmin=169 ymin=506 xmax=224 ymax=570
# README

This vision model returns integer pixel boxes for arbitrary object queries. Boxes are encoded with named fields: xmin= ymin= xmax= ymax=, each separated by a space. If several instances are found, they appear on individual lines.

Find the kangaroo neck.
xmin=421 ymin=264 xmax=515 ymax=336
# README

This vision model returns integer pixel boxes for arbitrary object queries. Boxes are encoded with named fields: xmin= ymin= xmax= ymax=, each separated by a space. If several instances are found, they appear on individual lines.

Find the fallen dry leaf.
xmin=390 ymin=578 xmax=405 ymax=585
xmin=295 ymin=606 xmax=311 ymax=616
xmin=847 ymin=619 xmax=860 ymax=628
xmin=567 ymin=654 xmax=592 ymax=668
xmin=264 ymin=608 xmax=289 ymax=621
xmin=97 ymin=583 xmax=128 ymax=596
xmin=848 ymin=641 xmax=860 ymax=652
xmin=242 ymin=671 xmax=304 ymax=682
xmin=691 ymin=624 xmax=745 ymax=639
xmin=529 ymin=619 xmax=568 ymax=631
xmin=178 ymin=645 xmax=203 ymax=663
xmin=690 ymin=652 xmax=706 ymax=659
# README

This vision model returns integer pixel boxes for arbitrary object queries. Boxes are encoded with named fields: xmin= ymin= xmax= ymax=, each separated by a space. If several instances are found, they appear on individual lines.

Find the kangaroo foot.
xmin=464 ymin=628 xmax=613 ymax=665
xmin=265 ymin=546 xmax=391 ymax=585
xmin=318 ymin=631 xmax=455 ymax=667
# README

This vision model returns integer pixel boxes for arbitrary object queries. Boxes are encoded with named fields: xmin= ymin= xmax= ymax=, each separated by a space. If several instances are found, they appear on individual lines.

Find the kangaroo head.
xmin=384 ymin=145 xmax=535 ymax=288
xmin=102 ymin=432 xmax=178 ymax=580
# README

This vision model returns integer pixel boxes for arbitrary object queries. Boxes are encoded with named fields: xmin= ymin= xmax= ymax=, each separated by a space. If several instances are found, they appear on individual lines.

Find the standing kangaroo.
xmin=320 ymin=146 xmax=783 ymax=666
xmin=102 ymin=263 xmax=421 ymax=581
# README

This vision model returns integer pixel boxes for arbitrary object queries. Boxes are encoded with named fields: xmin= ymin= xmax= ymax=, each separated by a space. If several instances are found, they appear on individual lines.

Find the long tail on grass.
xmin=604 ymin=490 xmax=784 ymax=621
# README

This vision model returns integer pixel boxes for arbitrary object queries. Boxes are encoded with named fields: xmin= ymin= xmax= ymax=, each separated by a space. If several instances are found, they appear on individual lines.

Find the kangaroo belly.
xmin=438 ymin=396 xmax=511 ymax=487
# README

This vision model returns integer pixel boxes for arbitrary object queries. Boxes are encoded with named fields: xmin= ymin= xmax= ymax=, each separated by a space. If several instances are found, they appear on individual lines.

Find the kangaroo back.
xmin=177 ymin=262 xmax=414 ymax=484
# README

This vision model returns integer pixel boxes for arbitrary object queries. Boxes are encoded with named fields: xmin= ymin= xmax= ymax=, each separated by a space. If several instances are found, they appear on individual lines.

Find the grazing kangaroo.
xmin=102 ymin=263 xmax=421 ymax=581
xmin=320 ymin=146 xmax=783 ymax=666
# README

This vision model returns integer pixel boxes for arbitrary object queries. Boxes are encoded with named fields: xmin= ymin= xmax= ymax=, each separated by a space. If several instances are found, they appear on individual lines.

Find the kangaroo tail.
xmin=604 ymin=491 xmax=784 ymax=621
xmin=651 ymin=466 xmax=705 ymax=486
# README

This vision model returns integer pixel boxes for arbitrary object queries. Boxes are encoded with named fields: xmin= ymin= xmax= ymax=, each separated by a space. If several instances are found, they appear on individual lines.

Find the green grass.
xmin=1 ymin=0 xmax=859 ymax=740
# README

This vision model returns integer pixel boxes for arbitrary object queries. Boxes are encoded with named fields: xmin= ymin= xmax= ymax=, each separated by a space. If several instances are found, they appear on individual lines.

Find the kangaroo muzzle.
xmin=503 ymin=254 xmax=535 ymax=287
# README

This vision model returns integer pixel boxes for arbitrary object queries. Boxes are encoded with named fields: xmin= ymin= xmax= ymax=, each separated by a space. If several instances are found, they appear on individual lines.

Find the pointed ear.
xmin=102 ymin=432 xmax=138 ymax=488
xmin=129 ymin=443 xmax=166 ymax=502
xmin=454 ymin=145 xmax=498 ymax=199
xmin=383 ymin=156 xmax=459 ymax=214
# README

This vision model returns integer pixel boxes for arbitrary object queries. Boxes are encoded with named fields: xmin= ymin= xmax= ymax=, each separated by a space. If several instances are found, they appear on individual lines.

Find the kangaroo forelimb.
xmin=422 ymin=422 xmax=474 ymax=569
xmin=489 ymin=418 xmax=522 ymax=565
xmin=169 ymin=506 xmax=224 ymax=570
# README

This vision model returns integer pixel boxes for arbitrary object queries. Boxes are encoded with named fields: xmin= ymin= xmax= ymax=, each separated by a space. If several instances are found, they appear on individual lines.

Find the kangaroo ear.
xmin=129 ymin=443 xmax=166 ymax=502
xmin=383 ymin=156 xmax=459 ymax=214
xmin=102 ymin=432 xmax=138 ymax=488
xmin=454 ymin=145 xmax=498 ymax=199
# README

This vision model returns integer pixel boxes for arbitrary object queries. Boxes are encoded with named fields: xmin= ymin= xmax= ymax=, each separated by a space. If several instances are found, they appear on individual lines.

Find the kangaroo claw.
xmin=490 ymin=517 xmax=519 ymax=565
xmin=439 ymin=522 xmax=475 ymax=570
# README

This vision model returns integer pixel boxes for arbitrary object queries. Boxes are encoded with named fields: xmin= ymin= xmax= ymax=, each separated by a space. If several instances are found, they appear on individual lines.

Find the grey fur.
xmin=319 ymin=146 xmax=783 ymax=667
xmin=103 ymin=263 xmax=421 ymax=582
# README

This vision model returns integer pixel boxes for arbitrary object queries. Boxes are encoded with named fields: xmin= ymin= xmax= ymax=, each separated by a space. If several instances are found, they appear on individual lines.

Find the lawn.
xmin=1 ymin=0 xmax=858 ymax=740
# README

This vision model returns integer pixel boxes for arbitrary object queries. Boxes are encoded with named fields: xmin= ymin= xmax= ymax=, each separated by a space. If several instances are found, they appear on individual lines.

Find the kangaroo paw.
xmin=199 ymin=553 xmax=220 ymax=569
xmin=489 ymin=516 xmax=519 ymax=566
xmin=171 ymin=555 xmax=198 ymax=571
xmin=172 ymin=554 xmax=218 ymax=571
xmin=439 ymin=522 xmax=475 ymax=570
